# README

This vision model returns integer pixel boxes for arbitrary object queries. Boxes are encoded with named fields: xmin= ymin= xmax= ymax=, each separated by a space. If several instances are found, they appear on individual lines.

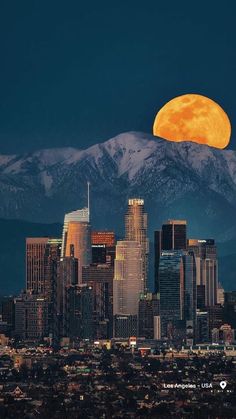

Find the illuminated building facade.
xmin=187 ymin=239 xmax=218 ymax=307
xmin=64 ymin=221 xmax=91 ymax=283
xmin=125 ymin=199 xmax=149 ymax=290
xmin=113 ymin=240 xmax=143 ymax=337
xmin=91 ymin=231 xmax=116 ymax=265
xmin=91 ymin=231 xmax=115 ymax=247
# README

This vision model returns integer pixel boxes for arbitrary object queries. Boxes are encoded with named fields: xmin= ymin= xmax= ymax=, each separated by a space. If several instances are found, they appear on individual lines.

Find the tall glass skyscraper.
xmin=159 ymin=249 xmax=196 ymax=340
xmin=125 ymin=198 xmax=149 ymax=290
xmin=159 ymin=250 xmax=185 ymax=339
xmin=187 ymin=239 xmax=218 ymax=307
xmin=113 ymin=240 xmax=143 ymax=337
xmin=61 ymin=191 xmax=91 ymax=284
xmin=154 ymin=220 xmax=187 ymax=293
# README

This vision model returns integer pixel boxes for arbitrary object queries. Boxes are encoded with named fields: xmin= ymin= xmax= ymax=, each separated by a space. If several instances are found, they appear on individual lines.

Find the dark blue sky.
xmin=0 ymin=0 xmax=235 ymax=153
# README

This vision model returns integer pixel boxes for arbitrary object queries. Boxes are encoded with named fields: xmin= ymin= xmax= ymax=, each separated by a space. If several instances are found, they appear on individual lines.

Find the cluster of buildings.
xmin=0 ymin=190 xmax=236 ymax=347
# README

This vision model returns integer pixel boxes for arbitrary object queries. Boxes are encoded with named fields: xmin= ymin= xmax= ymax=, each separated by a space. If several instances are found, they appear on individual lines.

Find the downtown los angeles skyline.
xmin=1 ymin=3 xmax=236 ymax=418
xmin=0 ymin=0 xmax=235 ymax=154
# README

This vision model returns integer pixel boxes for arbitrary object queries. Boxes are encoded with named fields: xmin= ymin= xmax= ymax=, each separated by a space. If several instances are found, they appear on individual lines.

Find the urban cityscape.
xmin=0 ymin=188 xmax=236 ymax=417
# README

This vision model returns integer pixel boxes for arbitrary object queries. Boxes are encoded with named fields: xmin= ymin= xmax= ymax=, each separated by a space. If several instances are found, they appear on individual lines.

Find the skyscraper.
xmin=162 ymin=220 xmax=187 ymax=250
xmin=159 ymin=249 xmax=196 ymax=341
xmin=187 ymin=239 xmax=218 ymax=307
xmin=113 ymin=240 xmax=143 ymax=337
xmin=159 ymin=250 xmax=185 ymax=339
xmin=138 ymin=293 xmax=160 ymax=338
xmin=26 ymin=237 xmax=62 ymax=340
xmin=154 ymin=220 xmax=187 ymax=292
xmin=64 ymin=221 xmax=91 ymax=282
xmin=82 ymin=264 xmax=114 ymax=338
xmin=58 ymin=256 xmax=79 ymax=338
xmin=26 ymin=237 xmax=61 ymax=296
xmin=91 ymin=231 xmax=115 ymax=247
xmin=65 ymin=284 xmax=93 ymax=340
xmin=61 ymin=185 xmax=92 ymax=283
xmin=15 ymin=293 xmax=49 ymax=341
xmin=125 ymin=198 xmax=149 ymax=290
xmin=91 ymin=231 xmax=116 ymax=265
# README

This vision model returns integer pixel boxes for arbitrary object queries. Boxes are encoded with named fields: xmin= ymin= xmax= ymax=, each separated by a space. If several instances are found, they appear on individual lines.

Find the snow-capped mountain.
xmin=1 ymin=131 xmax=236 ymax=240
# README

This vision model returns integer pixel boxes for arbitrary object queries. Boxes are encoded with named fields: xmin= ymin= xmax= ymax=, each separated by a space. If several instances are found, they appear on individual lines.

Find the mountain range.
xmin=0 ymin=131 xmax=236 ymax=293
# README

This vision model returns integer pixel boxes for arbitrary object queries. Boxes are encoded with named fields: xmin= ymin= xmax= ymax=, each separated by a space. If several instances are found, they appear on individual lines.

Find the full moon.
xmin=153 ymin=94 xmax=231 ymax=149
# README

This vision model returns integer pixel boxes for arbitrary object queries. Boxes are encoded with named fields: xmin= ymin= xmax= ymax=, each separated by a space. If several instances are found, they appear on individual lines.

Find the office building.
xmin=154 ymin=220 xmax=187 ymax=292
xmin=183 ymin=252 xmax=197 ymax=327
xmin=15 ymin=293 xmax=49 ymax=341
xmin=64 ymin=221 xmax=91 ymax=282
xmin=58 ymin=256 xmax=79 ymax=338
xmin=1 ymin=297 xmax=15 ymax=331
xmin=114 ymin=315 xmax=138 ymax=338
xmin=61 ymin=184 xmax=91 ymax=282
xmin=125 ymin=199 xmax=149 ymax=290
xmin=82 ymin=264 xmax=114 ymax=338
xmin=138 ymin=293 xmax=160 ymax=339
xmin=196 ymin=311 xmax=209 ymax=343
xmin=223 ymin=291 xmax=236 ymax=329
xmin=91 ymin=231 xmax=115 ymax=247
xmin=207 ymin=304 xmax=223 ymax=337
xmin=188 ymin=239 xmax=218 ymax=307
xmin=65 ymin=284 xmax=93 ymax=340
xmin=217 ymin=282 xmax=225 ymax=305
xmin=26 ymin=237 xmax=61 ymax=296
xmin=159 ymin=249 xmax=196 ymax=340
xmin=159 ymin=250 xmax=185 ymax=339
xmin=113 ymin=240 xmax=143 ymax=337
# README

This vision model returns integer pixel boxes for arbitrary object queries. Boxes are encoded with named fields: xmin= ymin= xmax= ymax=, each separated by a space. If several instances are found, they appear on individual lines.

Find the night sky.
xmin=0 ymin=0 xmax=235 ymax=154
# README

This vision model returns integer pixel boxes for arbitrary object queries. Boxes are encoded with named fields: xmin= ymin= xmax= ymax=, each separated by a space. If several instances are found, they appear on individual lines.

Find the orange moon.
xmin=153 ymin=94 xmax=231 ymax=149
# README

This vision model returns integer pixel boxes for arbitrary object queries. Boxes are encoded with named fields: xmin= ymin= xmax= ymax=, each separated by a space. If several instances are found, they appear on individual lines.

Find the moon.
xmin=153 ymin=94 xmax=231 ymax=149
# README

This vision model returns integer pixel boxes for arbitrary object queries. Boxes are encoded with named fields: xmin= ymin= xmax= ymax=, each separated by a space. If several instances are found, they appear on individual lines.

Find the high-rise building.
xmin=207 ymin=304 xmax=223 ymax=337
xmin=15 ymin=293 xmax=49 ymax=341
xmin=65 ymin=284 xmax=93 ymax=340
xmin=26 ymin=237 xmax=62 ymax=340
xmin=154 ymin=230 xmax=162 ymax=293
xmin=223 ymin=291 xmax=236 ymax=329
xmin=138 ymin=293 xmax=160 ymax=338
xmin=26 ymin=238 xmax=61 ymax=295
xmin=159 ymin=249 xmax=196 ymax=340
xmin=217 ymin=282 xmax=225 ymax=305
xmin=91 ymin=231 xmax=116 ymax=266
xmin=61 ymin=206 xmax=90 ymax=257
xmin=154 ymin=220 xmax=187 ymax=292
xmin=58 ymin=256 xmax=79 ymax=338
xmin=188 ymin=239 xmax=218 ymax=307
xmin=113 ymin=240 xmax=143 ymax=337
xmin=82 ymin=264 xmax=114 ymax=338
xmin=125 ymin=199 xmax=149 ymax=290
xmin=92 ymin=244 xmax=107 ymax=264
xmin=114 ymin=315 xmax=138 ymax=338
xmin=196 ymin=310 xmax=209 ymax=343
xmin=1 ymin=297 xmax=15 ymax=331
xmin=159 ymin=250 xmax=185 ymax=339
xmin=64 ymin=221 xmax=91 ymax=282
xmin=162 ymin=220 xmax=187 ymax=251
xmin=61 ymin=184 xmax=91 ymax=283
xmin=183 ymin=252 xmax=197 ymax=327
xmin=91 ymin=231 xmax=115 ymax=247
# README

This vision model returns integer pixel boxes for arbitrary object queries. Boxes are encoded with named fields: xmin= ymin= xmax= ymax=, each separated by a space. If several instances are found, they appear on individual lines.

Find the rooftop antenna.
xmin=87 ymin=181 xmax=90 ymax=221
